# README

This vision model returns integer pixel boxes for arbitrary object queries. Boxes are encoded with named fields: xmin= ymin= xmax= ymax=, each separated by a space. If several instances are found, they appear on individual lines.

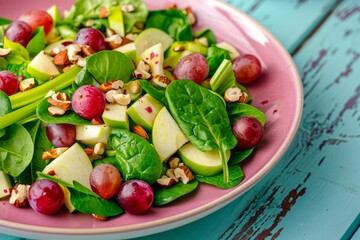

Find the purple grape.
xmin=173 ymin=53 xmax=209 ymax=84
xmin=232 ymin=54 xmax=262 ymax=84
xmin=74 ymin=28 xmax=107 ymax=52
xmin=46 ymin=124 xmax=76 ymax=147
xmin=232 ymin=116 xmax=264 ymax=148
xmin=0 ymin=70 xmax=19 ymax=95
xmin=5 ymin=20 xmax=33 ymax=47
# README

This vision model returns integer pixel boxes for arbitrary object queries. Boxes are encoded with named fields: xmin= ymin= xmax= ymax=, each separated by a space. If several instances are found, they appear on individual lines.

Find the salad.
xmin=0 ymin=0 xmax=266 ymax=219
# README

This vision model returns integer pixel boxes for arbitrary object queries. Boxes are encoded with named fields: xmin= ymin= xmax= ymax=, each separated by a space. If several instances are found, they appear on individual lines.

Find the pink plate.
xmin=0 ymin=0 xmax=303 ymax=239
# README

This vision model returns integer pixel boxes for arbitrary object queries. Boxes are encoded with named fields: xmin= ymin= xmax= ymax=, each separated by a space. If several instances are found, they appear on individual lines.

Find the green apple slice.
xmin=108 ymin=6 xmax=125 ymax=36
xmin=0 ymin=171 xmax=12 ymax=199
xmin=102 ymin=103 xmax=129 ymax=130
xmin=76 ymin=124 xmax=112 ymax=146
xmin=27 ymin=50 xmax=60 ymax=84
xmin=114 ymin=42 xmax=136 ymax=61
xmin=127 ymin=94 xmax=164 ymax=131
xmin=152 ymin=107 xmax=189 ymax=162
xmin=216 ymin=41 xmax=240 ymax=60
xmin=178 ymin=142 xmax=231 ymax=176
xmin=136 ymin=43 xmax=164 ymax=76
xmin=135 ymin=28 xmax=174 ymax=56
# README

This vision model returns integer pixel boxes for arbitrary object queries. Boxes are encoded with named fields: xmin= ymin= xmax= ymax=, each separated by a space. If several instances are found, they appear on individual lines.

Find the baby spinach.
xmin=36 ymin=97 xmax=91 ymax=125
xmin=121 ymin=0 xmax=148 ymax=33
xmin=194 ymin=28 xmax=217 ymax=46
xmin=93 ymin=156 xmax=122 ymax=170
xmin=165 ymin=80 xmax=237 ymax=183
xmin=26 ymin=27 xmax=45 ymax=56
xmin=37 ymin=172 xmax=123 ymax=217
xmin=3 ymin=37 xmax=30 ymax=65
xmin=146 ymin=9 xmax=192 ymax=41
xmin=0 ymin=90 xmax=11 ymax=137
xmin=86 ymin=50 xmax=135 ymax=84
xmin=227 ymin=102 xmax=266 ymax=126
xmin=153 ymin=180 xmax=199 ymax=206
xmin=73 ymin=67 xmax=98 ymax=89
xmin=206 ymin=46 xmax=231 ymax=76
xmin=229 ymin=147 xmax=254 ymax=165
xmin=0 ymin=123 xmax=34 ymax=177
xmin=196 ymin=165 xmax=244 ymax=189
xmin=138 ymin=80 xmax=167 ymax=107
xmin=109 ymin=129 xmax=162 ymax=185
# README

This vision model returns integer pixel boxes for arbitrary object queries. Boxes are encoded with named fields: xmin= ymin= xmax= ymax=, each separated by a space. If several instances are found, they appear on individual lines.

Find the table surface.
xmin=2 ymin=0 xmax=360 ymax=239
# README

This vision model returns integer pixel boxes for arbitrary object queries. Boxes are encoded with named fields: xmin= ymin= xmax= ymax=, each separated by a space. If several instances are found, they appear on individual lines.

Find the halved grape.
xmin=90 ymin=164 xmax=121 ymax=199
xmin=232 ymin=116 xmax=264 ymax=149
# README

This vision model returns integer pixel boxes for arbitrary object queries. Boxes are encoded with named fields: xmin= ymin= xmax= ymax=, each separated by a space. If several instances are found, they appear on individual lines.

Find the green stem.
xmin=0 ymin=99 xmax=42 ymax=129
xmin=9 ymin=66 xmax=81 ymax=109
xmin=219 ymin=147 xmax=229 ymax=183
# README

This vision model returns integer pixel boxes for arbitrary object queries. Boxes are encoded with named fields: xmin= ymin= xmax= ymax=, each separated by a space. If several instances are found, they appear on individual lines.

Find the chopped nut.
xmin=151 ymin=74 xmax=171 ymax=88
xmin=94 ymin=142 xmax=105 ymax=155
xmin=166 ymin=4 xmax=178 ymax=10
xmin=47 ymin=92 xmax=71 ymax=111
xmin=113 ymin=93 xmax=131 ymax=105
xmin=105 ymin=89 xmax=122 ymax=103
xmin=133 ymin=125 xmax=149 ymax=140
xmin=106 ymin=28 xmax=117 ymax=37
xmin=125 ymin=33 xmax=138 ymax=41
xmin=53 ymin=51 xmax=71 ymax=66
xmin=81 ymin=45 xmax=95 ymax=56
xmin=19 ymin=78 xmax=35 ymax=92
xmin=0 ymin=48 xmax=11 ymax=57
xmin=137 ymin=60 xmax=151 ymax=73
xmin=129 ymin=80 xmax=142 ymax=94
xmin=133 ymin=69 xmax=151 ymax=80
xmin=99 ymin=6 xmax=110 ymax=18
xmin=156 ymin=175 xmax=176 ymax=188
xmin=100 ymin=82 xmax=114 ymax=92
xmin=76 ymin=56 xmax=86 ymax=67
xmin=50 ymin=45 xmax=67 ymax=56
xmin=168 ymin=157 xmax=181 ymax=169
xmin=111 ymin=80 xmax=124 ymax=90
xmin=166 ymin=168 xmax=179 ymax=182
xmin=106 ymin=34 xmax=123 ymax=49
xmin=173 ymin=46 xmax=185 ymax=52
xmin=238 ymin=92 xmax=248 ymax=103
xmin=174 ymin=166 xmax=194 ymax=184
xmin=67 ymin=44 xmax=82 ymax=61
xmin=9 ymin=183 xmax=30 ymax=208
xmin=48 ymin=106 xmax=66 ymax=116
xmin=42 ymin=147 xmax=68 ymax=160
xmin=224 ymin=86 xmax=242 ymax=102
xmin=92 ymin=214 xmax=108 ymax=221
xmin=182 ymin=7 xmax=197 ymax=25
xmin=91 ymin=117 xmax=103 ymax=125
xmin=121 ymin=4 xmax=136 ymax=13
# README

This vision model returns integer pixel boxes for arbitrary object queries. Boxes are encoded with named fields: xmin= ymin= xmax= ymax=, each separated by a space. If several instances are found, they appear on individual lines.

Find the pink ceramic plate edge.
xmin=0 ymin=0 xmax=303 ymax=238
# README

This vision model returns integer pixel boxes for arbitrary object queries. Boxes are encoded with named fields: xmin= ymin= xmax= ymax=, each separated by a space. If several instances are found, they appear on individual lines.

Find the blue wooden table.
xmin=2 ymin=0 xmax=359 ymax=239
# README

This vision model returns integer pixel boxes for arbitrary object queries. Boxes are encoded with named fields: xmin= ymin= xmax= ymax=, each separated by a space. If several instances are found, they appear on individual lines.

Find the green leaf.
xmin=26 ymin=27 xmax=45 ymax=56
xmin=194 ymin=28 xmax=217 ymax=46
xmin=120 ymin=0 xmax=148 ymax=33
xmin=86 ymin=50 xmax=135 ymax=84
xmin=109 ymin=129 xmax=162 ymax=184
xmin=0 ymin=18 xmax=11 ymax=25
xmin=73 ymin=67 xmax=98 ymax=89
xmin=227 ymin=103 xmax=266 ymax=126
xmin=0 ymin=124 xmax=34 ymax=177
xmin=138 ymin=80 xmax=167 ymax=107
xmin=7 ymin=61 xmax=32 ymax=80
xmin=146 ymin=9 xmax=192 ymax=41
xmin=153 ymin=180 xmax=199 ymax=206
xmin=165 ymin=80 xmax=237 ymax=182
xmin=229 ymin=147 xmax=254 ymax=165
xmin=196 ymin=165 xmax=244 ymax=188
xmin=3 ymin=37 xmax=30 ymax=65
xmin=206 ymin=46 xmax=231 ymax=76
xmin=0 ymin=90 xmax=11 ymax=138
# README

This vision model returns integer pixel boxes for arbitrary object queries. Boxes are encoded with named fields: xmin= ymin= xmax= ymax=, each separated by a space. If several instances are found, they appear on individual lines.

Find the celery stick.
xmin=210 ymin=59 xmax=236 ymax=95
xmin=0 ymin=99 xmax=42 ymax=129
xmin=9 ymin=66 xmax=81 ymax=109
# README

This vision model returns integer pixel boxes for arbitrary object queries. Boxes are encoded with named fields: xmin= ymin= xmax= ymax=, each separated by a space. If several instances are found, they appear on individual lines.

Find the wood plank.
xmin=225 ymin=0 xmax=339 ymax=53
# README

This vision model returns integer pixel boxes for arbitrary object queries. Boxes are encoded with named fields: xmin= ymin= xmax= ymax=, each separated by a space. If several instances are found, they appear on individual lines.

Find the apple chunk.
xmin=76 ymin=124 xmax=112 ymax=146
xmin=27 ymin=50 xmax=60 ymax=83
xmin=0 ymin=171 xmax=12 ymax=199
xmin=178 ymin=143 xmax=231 ymax=176
xmin=152 ymin=107 xmax=188 ymax=162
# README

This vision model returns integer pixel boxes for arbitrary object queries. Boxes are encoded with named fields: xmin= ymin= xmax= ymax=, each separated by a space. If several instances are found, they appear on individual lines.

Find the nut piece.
xmin=224 ymin=86 xmax=242 ymax=102
xmin=111 ymin=80 xmax=124 ymax=90
xmin=84 ymin=148 xmax=102 ymax=161
xmin=9 ymin=183 xmax=30 ymax=208
xmin=137 ymin=60 xmax=151 ymax=73
xmin=94 ymin=142 xmax=105 ymax=155
xmin=182 ymin=7 xmax=197 ymax=25
xmin=106 ymin=34 xmax=123 ymax=49
xmin=67 ymin=44 xmax=82 ymax=61
xmin=168 ymin=157 xmax=181 ymax=169
xmin=0 ymin=48 xmax=12 ymax=57
xmin=121 ymin=4 xmax=136 ymax=13
xmin=92 ymin=214 xmax=108 ymax=221
xmin=99 ymin=6 xmax=110 ymax=18
xmin=105 ymin=89 xmax=122 ymax=103
xmin=133 ymin=125 xmax=149 ymax=140
xmin=156 ymin=175 xmax=176 ymax=188
xmin=106 ymin=28 xmax=117 ymax=37
xmin=76 ymin=56 xmax=86 ymax=68
xmin=166 ymin=168 xmax=179 ymax=182
xmin=47 ymin=92 xmax=71 ymax=111
xmin=42 ymin=147 xmax=69 ymax=160
xmin=81 ymin=45 xmax=95 ymax=56
xmin=129 ymin=80 xmax=142 ymax=94
xmin=238 ymin=91 xmax=248 ymax=103
xmin=19 ymin=78 xmax=35 ymax=92
xmin=48 ymin=106 xmax=66 ymax=116
xmin=174 ymin=166 xmax=194 ymax=184
xmin=133 ymin=69 xmax=151 ymax=80
xmin=196 ymin=37 xmax=209 ymax=47
xmin=151 ymin=75 xmax=171 ymax=88
xmin=113 ymin=93 xmax=131 ymax=105
xmin=53 ymin=51 xmax=71 ymax=66
xmin=125 ymin=33 xmax=138 ymax=41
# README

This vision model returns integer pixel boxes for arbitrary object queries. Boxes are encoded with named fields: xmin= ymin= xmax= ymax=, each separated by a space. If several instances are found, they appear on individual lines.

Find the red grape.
xmin=5 ymin=20 xmax=33 ymax=47
xmin=19 ymin=10 xmax=53 ymax=35
xmin=74 ymin=28 xmax=107 ymax=52
xmin=46 ymin=123 xmax=76 ymax=147
xmin=90 ymin=164 xmax=121 ymax=199
xmin=71 ymin=85 xmax=106 ymax=120
xmin=173 ymin=53 xmax=209 ymax=84
xmin=116 ymin=180 xmax=154 ymax=214
xmin=232 ymin=54 xmax=262 ymax=84
xmin=232 ymin=116 xmax=264 ymax=149
xmin=0 ymin=70 xmax=19 ymax=96
xmin=28 ymin=179 xmax=64 ymax=215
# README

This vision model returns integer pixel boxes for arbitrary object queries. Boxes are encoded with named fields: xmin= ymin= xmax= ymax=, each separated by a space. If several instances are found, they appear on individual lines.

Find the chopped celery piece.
xmin=210 ymin=59 xmax=236 ymax=95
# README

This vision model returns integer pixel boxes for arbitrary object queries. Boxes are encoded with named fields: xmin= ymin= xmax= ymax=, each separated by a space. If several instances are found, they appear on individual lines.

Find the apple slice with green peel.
xmin=136 ymin=43 xmax=164 ymax=76
xmin=153 ymin=107 xmax=189 ymax=162
xmin=47 ymin=5 xmax=62 ymax=23
xmin=102 ymin=103 xmax=129 ymax=130
xmin=0 ymin=171 xmax=12 ymax=199
xmin=27 ymin=50 xmax=60 ymax=84
xmin=127 ymin=94 xmax=164 ymax=131
xmin=44 ymin=38 xmax=73 ymax=54
xmin=108 ymin=6 xmax=125 ymax=36
xmin=178 ymin=142 xmax=231 ymax=176
xmin=135 ymin=28 xmax=174 ymax=56
xmin=114 ymin=42 xmax=136 ymax=61
xmin=76 ymin=124 xmax=112 ymax=146
xmin=42 ymin=143 xmax=93 ymax=212
xmin=216 ymin=41 xmax=240 ymax=60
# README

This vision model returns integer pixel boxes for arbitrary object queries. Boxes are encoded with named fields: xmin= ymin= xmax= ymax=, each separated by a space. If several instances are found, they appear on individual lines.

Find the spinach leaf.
xmin=0 ymin=124 xmax=34 ymax=177
xmin=36 ymin=97 xmax=91 ymax=125
xmin=121 ymin=0 xmax=148 ymax=33
xmin=37 ymin=172 xmax=123 ymax=217
xmin=146 ymin=10 xmax=192 ymax=41
xmin=109 ymin=129 xmax=162 ymax=184
xmin=194 ymin=28 xmax=217 ymax=46
xmin=3 ymin=37 xmax=30 ymax=65
xmin=206 ymin=46 xmax=231 ymax=76
xmin=165 ymin=80 xmax=237 ymax=183
xmin=7 ymin=61 xmax=32 ymax=80
xmin=153 ymin=180 xmax=199 ymax=206
xmin=93 ymin=156 xmax=122 ymax=170
xmin=0 ymin=90 xmax=11 ymax=138
xmin=196 ymin=165 xmax=244 ymax=189
xmin=229 ymin=148 xmax=254 ymax=165
xmin=26 ymin=27 xmax=45 ymax=56
xmin=15 ymin=120 xmax=52 ymax=184
xmin=73 ymin=67 xmax=98 ymax=89
xmin=227 ymin=103 xmax=266 ymax=126
xmin=0 ymin=18 xmax=11 ymax=25
xmin=86 ymin=50 xmax=135 ymax=84
xmin=138 ymin=80 xmax=167 ymax=107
